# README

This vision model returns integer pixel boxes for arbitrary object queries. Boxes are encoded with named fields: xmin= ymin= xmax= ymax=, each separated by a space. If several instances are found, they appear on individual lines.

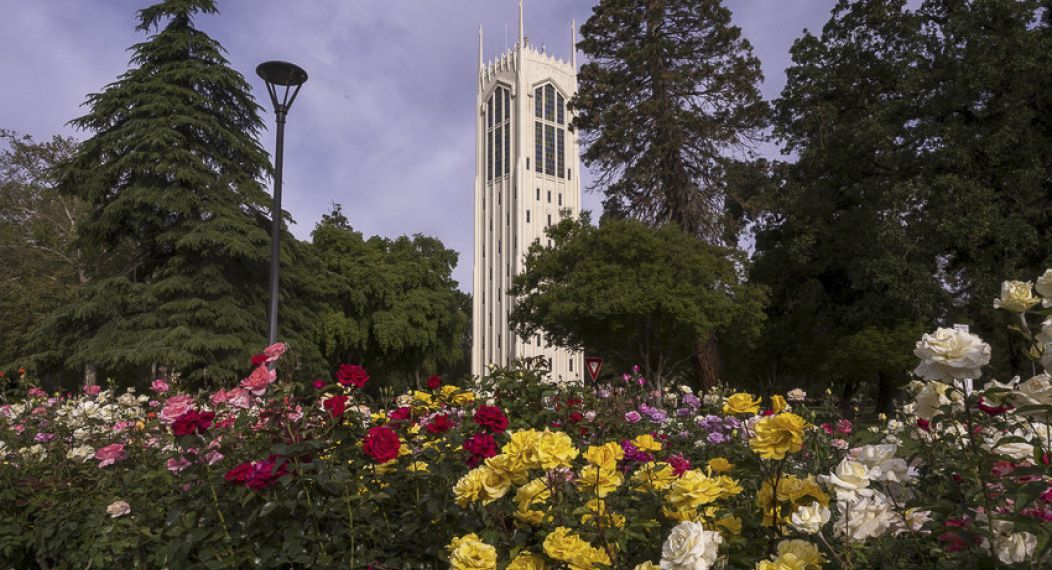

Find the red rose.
xmin=916 ymin=418 xmax=931 ymax=432
xmin=323 ymin=395 xmax=349 ymax=418
xmin=362 ymin=426 xmax=400 ymax=463
xmin=312 ymin=379 xmax=327 ymax=390
xmin=336 ymin=364 xmax=369 ymax=389
xmin=977 ymin=397 xmax=1012 ymax=416
xmin=426 ymin=375 xmax=442 ymax=389
xmin=463 ymin=431 xmax=497 ymax=467
xmin=425 ymin=414 xmax=453 ymax=434
xmin=246 ymin=455 xmax=288 ymax=491
xmin=250 ymin=353 xmax=268 ymax=367
xmin=172 ymin=410 xmax=215 ymax=436
xmin=225 ymin=462 xmax=253 ymax=483
xmin=567 ymin=411 xmax=584 ymax=424
xmin=473 ymin=405 xmax=508 ymax=433
xmin=389 ymin=407 xmax=412 ymax=422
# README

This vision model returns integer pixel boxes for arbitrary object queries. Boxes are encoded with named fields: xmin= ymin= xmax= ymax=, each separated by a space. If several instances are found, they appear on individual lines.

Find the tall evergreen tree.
xmin=41 ymin=0 xmax=292 ymax=385
xmin=573 ymin=0 xmax=767 ymax=243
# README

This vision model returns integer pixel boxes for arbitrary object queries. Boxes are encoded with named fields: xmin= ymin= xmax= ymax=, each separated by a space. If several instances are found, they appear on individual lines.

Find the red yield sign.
xmin=584 ymin=356 xmax=604 ymax=383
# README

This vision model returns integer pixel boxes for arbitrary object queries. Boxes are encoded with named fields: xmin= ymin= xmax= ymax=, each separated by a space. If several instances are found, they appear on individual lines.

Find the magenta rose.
xmin=95 ymin=443 xmax=126 ymax=468
xmin=150 ymin=379 xmax=170 ymax=394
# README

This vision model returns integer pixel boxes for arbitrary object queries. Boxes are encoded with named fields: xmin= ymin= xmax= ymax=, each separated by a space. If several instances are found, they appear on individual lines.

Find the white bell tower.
xmin=472 ymin=2 xmax=583 ymax=381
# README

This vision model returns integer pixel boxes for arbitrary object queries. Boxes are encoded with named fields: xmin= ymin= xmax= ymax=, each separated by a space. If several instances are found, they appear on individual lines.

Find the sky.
xmin=0 ymin=0 xmax=841 ymax=291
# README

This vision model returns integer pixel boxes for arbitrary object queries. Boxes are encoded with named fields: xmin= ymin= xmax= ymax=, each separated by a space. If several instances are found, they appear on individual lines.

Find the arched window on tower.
xmin=486 ymin=85 xmax=512 ymax=182
xmin=533 ymin=83 xmax=567 ymax=179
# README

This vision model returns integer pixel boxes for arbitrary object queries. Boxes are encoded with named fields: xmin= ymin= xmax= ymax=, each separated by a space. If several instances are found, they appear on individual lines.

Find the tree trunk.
xmin=84 ymin=364 xmax=97 ymax=386
xmin=876 ymin=372 xmax=894 ymax=416
xmin=839 ymin=379 xmax=857 ymax=418
xmin=692 ymin=334 xmax=722 ymax=391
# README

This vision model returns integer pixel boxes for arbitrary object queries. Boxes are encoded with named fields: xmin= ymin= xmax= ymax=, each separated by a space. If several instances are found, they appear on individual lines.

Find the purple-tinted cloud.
xmin=0 ymin=1 xmax=839 ymax=290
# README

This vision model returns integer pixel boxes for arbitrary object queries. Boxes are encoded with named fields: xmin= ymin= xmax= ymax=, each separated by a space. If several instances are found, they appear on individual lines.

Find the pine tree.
xmin=573 ymin=0 xmax=767 ymax=243
xmin=43 ymin=0 xmax=283 ymax=385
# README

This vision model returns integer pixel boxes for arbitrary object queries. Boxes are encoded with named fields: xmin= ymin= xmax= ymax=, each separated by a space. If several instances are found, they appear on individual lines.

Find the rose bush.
xmin=1 ymin=270 xmax=1052 ymax=568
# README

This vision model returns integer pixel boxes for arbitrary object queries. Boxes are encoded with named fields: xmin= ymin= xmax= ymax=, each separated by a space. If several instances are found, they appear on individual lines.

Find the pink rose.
xmin=95 ymin=443 xmax=126 ymax=468
xmin=160 ymin=395 xmax=194 ymax=425
xmin=203 ymin=449 xmax=224 ymax=465
xmin=28 ymin=387 xmax=47 ymax=399
xmin=831 ymin=438 xmax=849 ymax=450
xmin=240 ymin=366 xmax=276 ymax=396
xmin=167 ymin=456 xmax=192 ymax=473
xmin=263 ymin=342 xmax=286 ymax=363
xmin=112 ymin=421 xmax=133 ymax=432
xmin=624 ymin=411 xmax=642 ymax=424
xmin=210 ymin=389 xmax=229 ymax=406
xmin=83 ymin=385 xmax=101 ymax=396
xmin=151 ymin=379 xmax=170 ymax=394
xmin=225 ymin=388 xmax=253 ymax=409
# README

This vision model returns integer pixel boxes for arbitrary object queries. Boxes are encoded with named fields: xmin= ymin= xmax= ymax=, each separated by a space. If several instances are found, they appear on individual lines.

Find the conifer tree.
xmin=573 ymin=0 xmax=767 ymax=243
xmin=43 ymin=0 xmax=287 ymax=385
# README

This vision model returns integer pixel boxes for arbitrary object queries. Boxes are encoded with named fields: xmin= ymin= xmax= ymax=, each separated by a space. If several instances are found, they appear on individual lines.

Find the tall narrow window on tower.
xmin=486 ymin=85 xmax=512 ymax=181
xmin=533 ymin=83 xmax=566 ymax=179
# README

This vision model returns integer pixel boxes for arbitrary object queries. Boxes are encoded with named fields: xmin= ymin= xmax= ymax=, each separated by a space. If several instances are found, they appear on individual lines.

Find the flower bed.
xmin=3 ymin=276 xmax=1052 ymax=568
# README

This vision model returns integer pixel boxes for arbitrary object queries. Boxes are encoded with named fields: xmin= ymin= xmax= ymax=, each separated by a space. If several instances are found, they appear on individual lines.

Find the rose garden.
xmin=4 ymin=0 xmax=1052 ymax=568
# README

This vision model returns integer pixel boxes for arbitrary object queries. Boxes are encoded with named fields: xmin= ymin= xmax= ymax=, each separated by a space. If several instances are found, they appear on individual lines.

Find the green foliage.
xmin=35 ymin=0 xmax=317 ymax=387
xmin=574 ymin=0 xmax=767 ymax=243
xmin=311 ymin=205 xmax=469 ymax=391
xmin=0 ymin=132 xmax=90 ymax=378
xmin=509 ymin=215 xmax=766 ymax=389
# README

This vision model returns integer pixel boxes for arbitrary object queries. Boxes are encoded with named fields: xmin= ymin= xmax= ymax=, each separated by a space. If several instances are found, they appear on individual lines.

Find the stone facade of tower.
xmin=471 ymin=14 xmax=583 ymax=381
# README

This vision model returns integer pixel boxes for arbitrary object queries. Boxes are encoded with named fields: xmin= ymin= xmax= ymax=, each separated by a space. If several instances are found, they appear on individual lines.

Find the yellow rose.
xmin=630 ymin=461 xmax=678 ymax=492
xmin=576 ymin=464 xmax=623 ymax=497
xmin=507 ymin=551 xmax=547 ymax=570
xmin=503 ymin=429 xmax=543 ymax=470
xmin=994 ymin=280 xmax=1040 ymax=313
xmin=486 ymin=453 xmax=529 ymax=485
xmin=478 ymin=465 xmax=512 ymax=504
xmin=631 ymin=433 xmax=662 ymax=452
xmin=723 ymin=392 xmax=762 ymax=415
xmin=634 ymin=563 xmax=660 ymax=570
xmin=447 ymin=533 xmax=497 ymax=570
xmin=583 ymin=441 xmax=624 ymax=470
xmin=542 ymin=527 xmax=609 ymax=570
xmin=534 ymin=430 xmax=579 ymax=470
xmin=667 ymin=470 xmax=734 ymax=510
xmin=707 ymin=457 xmax=734 ymax=473
xmin=776 ymin=540 xmax=825 ymax=570
xmin=715 ymin=515 xmax=743 ymax=536
xmin=771 ymin=394 xmax=789 ymax=413
xmin=581 ymin=498 xmax=626 ymax=529
xmin=749 ymin=412 xmax=807 ymax=460
xmin=453 ymin=468 xmax=486 ymax=507
xmin=756 ymin=475 xmax=829 ymax=527
xmin=514 ymin=478 xmax=551 ymax=524
xmin=406 ymin=461 xmax=429 ymax=473
xmin=756 ymin=553 xmax=808 ymax=570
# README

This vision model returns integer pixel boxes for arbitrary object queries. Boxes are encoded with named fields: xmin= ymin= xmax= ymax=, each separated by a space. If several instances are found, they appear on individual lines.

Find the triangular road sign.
xmin=584 ymin=356 xmax=604 ymax=383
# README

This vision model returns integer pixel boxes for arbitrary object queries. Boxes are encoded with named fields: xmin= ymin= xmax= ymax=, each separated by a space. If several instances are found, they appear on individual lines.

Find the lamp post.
xmin=256 ymin=60 xmax=308 ymax=345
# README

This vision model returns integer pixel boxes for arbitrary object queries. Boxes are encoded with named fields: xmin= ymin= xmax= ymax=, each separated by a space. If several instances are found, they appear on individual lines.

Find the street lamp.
xmin=256 ymin=60 xmax=308 ymax=345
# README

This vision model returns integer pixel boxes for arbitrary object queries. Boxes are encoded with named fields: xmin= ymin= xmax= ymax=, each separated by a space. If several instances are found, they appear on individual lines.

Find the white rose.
xmin=659 ymin=521 xmax=723 ymax=570
xmin=896 ymin=508 xmax=932 ymax=534
xmin=993 ymin=280 xmax=1040 ymax=313
xmin=789 ymin=502 xmax=831 ymax=534
xmin=834 ymin=492 xmax=897 ymax=542
xmin=850 ymin=444 xmax=913 ymax=483
xmin=786 ymin=388 xmax=807 ymax=402
xmin=985 ymin=429 xmax=1034 ymax=461
xmin=66 ymin=444 xmax=95 ymax=462
xmin=22 ymin=444 xmax=47 ymax=461
xmin=106 ymin=500 xmax=131 ymax=518
xmin=913 ymin=381 xmax=954 ymax=421
xmin=913 ymin=328 xmax=991 ymax=382
xmin=820 ymin=458 xmax=872 ymax=500
xmin=995 ymin=532 xmax=1037 ymax=565
xmin=1014 ymin=373 xmax=1052 ymax=410
xmin=117 ymin=393 xmax=138 ymax=408
xmin=1035 ymin=269 xmax=1052 ymax=307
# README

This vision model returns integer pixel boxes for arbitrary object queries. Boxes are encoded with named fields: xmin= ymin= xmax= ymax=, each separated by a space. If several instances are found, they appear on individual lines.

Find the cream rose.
xmin=820 ymin=458 xmax=872 ymax=500
xmin=993 ymin=280 xmax=1040 ymax=313
xmin=912 ymin=381 xmax=955 ymax=420
xmin=834 ymin=492 xmax=897 ymax=542
xmin=1035 ymin=269 xmax=1052 ymax=307
xmin=913 ymin=328 xmax=991 ymax=381
xmin=659 ymin=521 xmax=723 ymax=570
xmin=789 ymin=502 xmax=831 ymax=534
xmin=106 ymin=500 xmax=131 ymax=518
xmin=995 ymin=532 xmax=1037 ymax=565
xmin=850 ymin=444 xmax=913 ymax=483
xmin=1014 ymin=373 xmax=1052 ymax=410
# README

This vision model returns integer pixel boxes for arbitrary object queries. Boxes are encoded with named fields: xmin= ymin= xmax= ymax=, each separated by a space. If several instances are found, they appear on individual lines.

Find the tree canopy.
xmin=509 ymin=215 xmax=766 ymax=390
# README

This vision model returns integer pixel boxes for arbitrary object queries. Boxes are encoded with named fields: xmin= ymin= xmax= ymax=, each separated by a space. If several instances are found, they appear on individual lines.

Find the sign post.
xmin=584 ymin=356 xmax=604 ymax=384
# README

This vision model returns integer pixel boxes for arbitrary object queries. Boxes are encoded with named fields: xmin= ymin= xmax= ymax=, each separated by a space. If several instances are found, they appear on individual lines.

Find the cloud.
xmin=1 ymin=0 xmax=838 ymax=291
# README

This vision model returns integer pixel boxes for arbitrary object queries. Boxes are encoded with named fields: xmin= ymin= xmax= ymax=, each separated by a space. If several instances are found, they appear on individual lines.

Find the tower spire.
xmin=571 ymin=19 xmax=577 ymax=69
xmin=519 ymin=0 xmax=525 ymax=48
xmin=478 ymin=25 xmax=484 ymax=71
